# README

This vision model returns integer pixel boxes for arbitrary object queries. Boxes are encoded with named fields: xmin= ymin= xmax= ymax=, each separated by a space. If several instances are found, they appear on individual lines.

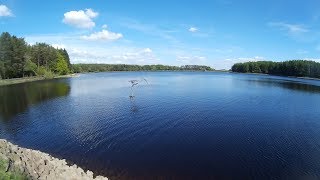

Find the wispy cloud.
xmin=213 ymin=56 xmax=266 ymax=70
xmin=0 ymin=4 xmax=13 ymax=17
xmin=296 ymin=50 xmax=308 ymax=54
xmin=120 ymin=18 xmax=181 ymax=45
xmin=187 ymin=25 xmax=213 ymax=38
xmin=176 ymin=55 xmax=207 ymax=64
xmin=268 ymin=22 xmax=309 ymax=35
xmin=69 ymin=47 xmax=159 ymax=64
xmin=224 ymin=56 xmax=265 ymax=63
xmin=25 ymin=33 xmax=159 ymax=64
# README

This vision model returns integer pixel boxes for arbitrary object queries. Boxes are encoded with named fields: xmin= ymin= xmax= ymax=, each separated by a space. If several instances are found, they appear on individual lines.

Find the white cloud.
xmin=102 ymin=24 xmax=108 ymax=29
xmin=225 ymin=56 xmax=265 ymax=63
xmin=110 ymin=48 xmax=158 ymax=64
xmin=51 ymin=44 xmax=67 ymax=49
xmin=63 ymin=8 xmax=98 ymax=29
xmin=69 ymin=47 xmax=158 ymax=64
xmin=143 ymin=48 xmax=152 ymax=53
xmin=0 ymin=5 xmax=13 ymax=17
xmin=189 ymin=27 xmax=198 ymax=33
xmin=81 ymin=29 xmax=123 ymax=41
xmin=85 ymin=8 xmax=98 ymax=18
xmin=268 ymin=22 xmax=309 ymax=34
xmin=214 ymin=56 xmax=266 ymax=70
xmin=176 ymin=55 xmax=206 ymax=64
xmin=25 ymin=33 xmax=159 ymax=64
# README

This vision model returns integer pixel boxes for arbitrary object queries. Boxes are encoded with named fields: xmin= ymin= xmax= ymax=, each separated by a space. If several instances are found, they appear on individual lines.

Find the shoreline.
xmin=230 ymin=72 xmax=320 ymax=81
xmin=2 ymin=71 xmax=318 ymax=88
xmin=0 ymin=74 xmax=79 ymax=87
xmin=0 ymin=139 xmax=108 ymax=179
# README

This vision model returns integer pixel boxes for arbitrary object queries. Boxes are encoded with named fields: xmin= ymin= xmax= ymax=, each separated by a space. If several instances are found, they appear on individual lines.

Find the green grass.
xmin=0 ymin=76 xmax=46 ymax=86
xmin=0 ymin=159 xmax=28 ymax=180
xmin=0 ymin=74 xmax=77 ymax=87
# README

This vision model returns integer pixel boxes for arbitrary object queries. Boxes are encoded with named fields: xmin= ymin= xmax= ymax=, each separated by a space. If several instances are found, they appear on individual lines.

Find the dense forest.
xmin=231 ymin=60 xmax=320 ymax=78
xmin=0 ymin=32 xmax=71 ymax=79
xmin=72 ymin=64 xmax=213 ymax=73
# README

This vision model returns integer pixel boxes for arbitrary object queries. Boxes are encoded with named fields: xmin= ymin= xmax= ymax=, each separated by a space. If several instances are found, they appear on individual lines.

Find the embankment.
xmin=0 ymin=139 xmax=107 ymax=180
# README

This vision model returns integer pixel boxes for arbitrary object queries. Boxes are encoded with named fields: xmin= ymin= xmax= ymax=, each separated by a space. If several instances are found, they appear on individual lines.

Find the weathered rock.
xmin=0 ymin=139 xmax=108 ymax=180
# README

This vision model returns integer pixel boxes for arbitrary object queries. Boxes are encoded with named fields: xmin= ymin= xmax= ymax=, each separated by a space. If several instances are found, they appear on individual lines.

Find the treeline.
xmin=231 ymin=60 xmax=320 ymax=78
xmin=0 ymin=32 xmax=71 ymax=79
xmin=73 ymin=64 xmax=213 ymax=73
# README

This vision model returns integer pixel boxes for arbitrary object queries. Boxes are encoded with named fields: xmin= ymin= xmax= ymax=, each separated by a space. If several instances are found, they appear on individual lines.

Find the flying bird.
xmin=129 ymin=78 xmax=148 ymax=98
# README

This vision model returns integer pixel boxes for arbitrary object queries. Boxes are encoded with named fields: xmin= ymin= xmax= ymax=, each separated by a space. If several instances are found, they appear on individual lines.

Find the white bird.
xmin=129 ymin=78 xmax=148 ymax=98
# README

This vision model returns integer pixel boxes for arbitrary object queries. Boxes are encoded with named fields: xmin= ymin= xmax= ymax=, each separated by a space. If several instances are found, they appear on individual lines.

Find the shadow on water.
xmin=129 ymin=97 xmax=139 ymax=113
xmin=244 ymin=78 xmax=320 ymax=93
xmin=0 ymin=80 xmax=71 ymax=121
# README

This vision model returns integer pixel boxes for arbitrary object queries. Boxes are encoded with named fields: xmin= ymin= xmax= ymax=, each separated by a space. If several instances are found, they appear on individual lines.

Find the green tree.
xmin=231 ymin=60 xmax=320 ymax=78
xmin=55 ymin=53 xmax=69 ymax=75
xmin=11 ymin=36 xmax=27 ymax=77
xmin=0 ymin=32 xmax=27 ymax=78
xmin=59 ymin=49 xmax=71 ymax=70
xmin=0 ymin=32 xmax=71 ymax=79
xmin=0 ymin=32 xmax=13 ymax=79
xmin=0 ymin=61 xmax=5 ymax=79
xmin=24 ymin=59 xmax=38 ymax=76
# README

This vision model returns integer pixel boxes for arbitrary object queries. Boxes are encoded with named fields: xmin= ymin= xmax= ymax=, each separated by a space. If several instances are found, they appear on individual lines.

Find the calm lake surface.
xmin=1 ymin=72 xmax=320 ymax=179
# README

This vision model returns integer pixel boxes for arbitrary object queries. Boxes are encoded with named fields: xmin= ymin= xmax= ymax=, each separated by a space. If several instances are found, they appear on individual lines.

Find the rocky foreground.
xmin=0 ymin=139 xmax=108 ymax=180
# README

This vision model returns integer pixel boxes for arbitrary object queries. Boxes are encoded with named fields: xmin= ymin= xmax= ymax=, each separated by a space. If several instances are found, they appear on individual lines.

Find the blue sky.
xmin=1 ymin=0 xmax=320 ymax=69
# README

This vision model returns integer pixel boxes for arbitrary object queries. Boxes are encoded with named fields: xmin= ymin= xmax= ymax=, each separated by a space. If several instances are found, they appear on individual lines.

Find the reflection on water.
xmin=1 ymin=72 xmax=320 ymax=179
xmin=244 ymin=78 xmax=320 ymax=93
xmin=129 ymin=98 xmax=139 ymax=113
xmin=0 ymin=80 xmax=70 ymax=121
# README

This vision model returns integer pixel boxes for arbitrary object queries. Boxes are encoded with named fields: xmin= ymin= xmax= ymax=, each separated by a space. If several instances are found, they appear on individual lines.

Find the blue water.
xmin=1 ymin=72 xmax=320 ymax=179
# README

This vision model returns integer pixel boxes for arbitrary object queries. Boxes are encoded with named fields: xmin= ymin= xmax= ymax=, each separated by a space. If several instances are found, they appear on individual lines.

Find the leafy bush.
xmin=44 ymin=70 xmax=55 ymax=79
xmin=35 ymin=66 xmax=47 ymax=76
xmin=23 ymin=59 xmax=37 ymax=76
xmin=35 ymin=66 xmax=55 ymax=79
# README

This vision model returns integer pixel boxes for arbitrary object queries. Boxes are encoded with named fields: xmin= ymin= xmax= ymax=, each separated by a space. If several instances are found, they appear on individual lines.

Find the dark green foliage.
xmin=0 ymin=32 xmax=71 ymax=79
xmin=30 ymin=43 xmax=58 ymax=71
xmin=231 ymin=60 xmax=320 ymax=78
xmin=0 ymin=32 xmax=27 ymax=78
xmin=72 ymin=64 xmax=214 ymax=73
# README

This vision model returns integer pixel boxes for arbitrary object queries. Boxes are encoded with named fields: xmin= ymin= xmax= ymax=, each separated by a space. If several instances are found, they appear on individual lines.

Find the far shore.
xmin=230 ymin=71 xmax=320 ymax=81
xmin=1 ymin=70 xmax=319 ymax=87
xmin=0 ymin=74 xmax=79 ymax=87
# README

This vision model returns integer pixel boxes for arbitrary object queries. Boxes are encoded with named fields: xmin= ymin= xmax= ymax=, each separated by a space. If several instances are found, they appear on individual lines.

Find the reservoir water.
xmin=1 ymin=72 xmax=320 ymax=179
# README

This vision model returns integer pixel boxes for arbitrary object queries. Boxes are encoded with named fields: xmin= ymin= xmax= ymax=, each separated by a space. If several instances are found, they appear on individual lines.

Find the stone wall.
xmin=0 ymin=139 xmax=108 ymax=180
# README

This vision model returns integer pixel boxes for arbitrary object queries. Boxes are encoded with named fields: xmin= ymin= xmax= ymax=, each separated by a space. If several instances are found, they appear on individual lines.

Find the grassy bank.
xmin=0 ymin=74 xmax=78 ymax=87
xmin=0 ymin=158 xmax=28 ymax=180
